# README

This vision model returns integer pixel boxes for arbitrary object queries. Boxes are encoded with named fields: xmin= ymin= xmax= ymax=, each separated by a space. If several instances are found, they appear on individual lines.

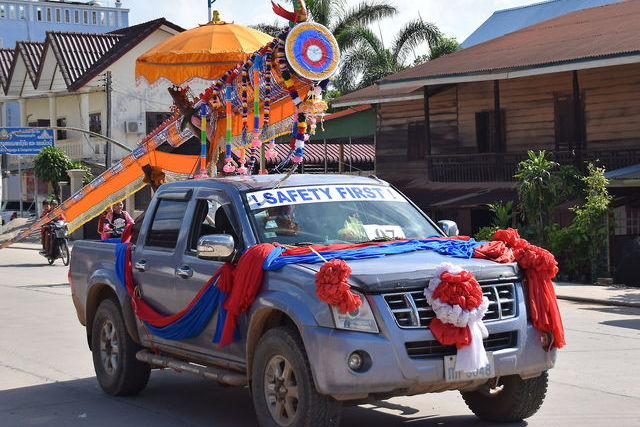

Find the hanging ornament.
xmin=223 ymin=85 xmax=236 ymax=174
xmin=284 ymin=22 xmax=340 ymax=82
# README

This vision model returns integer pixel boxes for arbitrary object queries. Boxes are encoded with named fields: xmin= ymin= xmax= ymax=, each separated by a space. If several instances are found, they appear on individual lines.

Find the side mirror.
xmin=437 ymin=220 xmax=459 ymax=237
xmin=197 ymin=234 xmax=235 ymax=259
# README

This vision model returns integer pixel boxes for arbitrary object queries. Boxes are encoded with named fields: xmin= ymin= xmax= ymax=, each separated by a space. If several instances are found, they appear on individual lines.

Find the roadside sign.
xmin=0 ymin=127 xmax=54 ymax=155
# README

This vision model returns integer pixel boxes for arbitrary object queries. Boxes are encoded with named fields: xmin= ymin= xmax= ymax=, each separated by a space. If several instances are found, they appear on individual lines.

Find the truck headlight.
xmin=331 ymin=294 xmax=379 ymax=333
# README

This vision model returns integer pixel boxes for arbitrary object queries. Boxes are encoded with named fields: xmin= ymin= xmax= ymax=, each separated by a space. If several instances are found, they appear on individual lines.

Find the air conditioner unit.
xmin=125 ymin=121 xmax=144 ymax=134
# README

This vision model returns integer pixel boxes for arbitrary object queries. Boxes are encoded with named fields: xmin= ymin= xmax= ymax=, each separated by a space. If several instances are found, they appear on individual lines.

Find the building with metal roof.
xmin=0 ymin=0 xmax=129 ymax=49
xmin=461 ymin=0 xmax=623 ymax=48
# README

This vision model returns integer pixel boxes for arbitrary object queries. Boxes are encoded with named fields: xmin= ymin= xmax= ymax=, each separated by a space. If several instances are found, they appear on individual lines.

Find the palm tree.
xmin=334 ymin=18 xmax=441 ymax=92
xmin=253 ymin=0 xmax=398 ymax=47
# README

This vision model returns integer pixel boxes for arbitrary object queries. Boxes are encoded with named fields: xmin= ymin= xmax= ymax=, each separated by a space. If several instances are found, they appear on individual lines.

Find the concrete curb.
xmin=556 ymin=294 xmax=640 ymax=308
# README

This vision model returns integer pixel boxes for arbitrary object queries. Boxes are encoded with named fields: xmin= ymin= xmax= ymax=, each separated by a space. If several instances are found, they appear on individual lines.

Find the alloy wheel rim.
xmin=264 ymin=355 xmax=299 ymax=426
xmin=99 ymin=320 xmax=119 ymax=375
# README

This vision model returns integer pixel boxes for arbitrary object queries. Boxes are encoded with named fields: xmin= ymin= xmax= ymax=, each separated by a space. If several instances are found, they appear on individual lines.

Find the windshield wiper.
xmin=358 ymin=236 xmax=396 ymax=243
xmin=293 ymin=241 xmax=320 ymax=246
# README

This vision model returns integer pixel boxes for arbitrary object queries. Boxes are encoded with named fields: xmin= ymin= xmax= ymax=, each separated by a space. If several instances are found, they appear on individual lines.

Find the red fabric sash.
xmin=475 ymin=229 xmax=566 ymax=349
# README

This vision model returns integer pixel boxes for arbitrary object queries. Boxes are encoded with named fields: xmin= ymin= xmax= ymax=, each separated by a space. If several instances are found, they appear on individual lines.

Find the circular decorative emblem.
xmin=285 ymin=22 xmax=340 ymax=81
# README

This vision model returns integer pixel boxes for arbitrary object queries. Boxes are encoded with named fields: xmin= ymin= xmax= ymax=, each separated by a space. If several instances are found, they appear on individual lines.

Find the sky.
xmin=117 ymin=0 xmax=535 ymax=48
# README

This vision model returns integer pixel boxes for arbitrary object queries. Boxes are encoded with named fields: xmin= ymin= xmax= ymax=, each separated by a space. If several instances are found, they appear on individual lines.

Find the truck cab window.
xmin=146 ymin=199 xmax=189 ymax=249
xmin=189 ymin=199 xmax=238 ymax=251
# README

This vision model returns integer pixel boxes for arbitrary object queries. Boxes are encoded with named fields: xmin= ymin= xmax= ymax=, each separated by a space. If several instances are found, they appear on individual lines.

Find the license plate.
xmin=444 ymin=352 xmax=494 ymax=382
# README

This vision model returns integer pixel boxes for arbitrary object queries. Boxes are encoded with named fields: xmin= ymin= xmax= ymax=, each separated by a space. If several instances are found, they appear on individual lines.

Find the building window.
xmin=36 ymin=7 xmax=42 ymax=21
xmin=28 ymin=121 xmax=38 ymax=127
xmin=83 ymin=10 xmax=88 ymax=24
xmin=47 ymin=8 xmax=52 ymax=22
xmin=64 ymin=9 xmax=70 ymax=23
xmin=92 ymin=11 xmax=97 ymax=25
xmin=407 ymin=121 xmax=427 ymax=159
xmin=0 ymin=5 xmax=5 ymax=19
xmin=89 ymin=113 xmax=102 ymax=135
xmin=55 ymin=8 xmax=61 ymax=23
xmin=109 ymin=11 xmax=115 ymax=26
xmin=18 ymin=5 xmax=24 ymax=20
xmin=56 ymin=118 xmax=67 ymax=140
xmin=475 ymin=110 xmax=506 ymax=153
xmin=146 ymin=112 xmax=173 ymax=134
xmin=74 ymin=10 xmax=79 ymax=24
xmin=100 ymin=11 xmax=105 ymax=25
xmin=9 ymin=5 xmax=15 ymax=19
xmin=554 ymin=94 xmax=585 ymax=151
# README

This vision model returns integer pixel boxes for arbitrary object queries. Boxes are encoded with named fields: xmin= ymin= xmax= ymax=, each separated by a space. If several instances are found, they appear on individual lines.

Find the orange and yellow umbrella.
xmin=136 ymin=15 xmax=274 ymax=85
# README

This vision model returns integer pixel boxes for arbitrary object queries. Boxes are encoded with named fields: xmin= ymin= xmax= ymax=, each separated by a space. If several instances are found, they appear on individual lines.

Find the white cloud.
xmin=126 ymin=0 xmax=534 ymax=48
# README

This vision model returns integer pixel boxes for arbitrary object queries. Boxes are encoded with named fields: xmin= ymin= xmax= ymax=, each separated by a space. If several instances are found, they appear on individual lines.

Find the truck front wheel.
xmin=251 ymin=327 xmax=342 ymax=427
xmin=461 ymin=371 xmax=548 ymax=422
xmin=91 ymin=298 xmax=150 ymax=396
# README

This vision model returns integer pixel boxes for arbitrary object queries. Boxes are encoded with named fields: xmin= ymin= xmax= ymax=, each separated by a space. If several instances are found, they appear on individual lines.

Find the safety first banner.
xmin=246 ymin=184 xmax=405 ymax=210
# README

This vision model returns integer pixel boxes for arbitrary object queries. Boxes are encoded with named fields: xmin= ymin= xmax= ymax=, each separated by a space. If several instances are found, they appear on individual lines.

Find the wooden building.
xmin=334 ymin=1 xmax=640 ymax=237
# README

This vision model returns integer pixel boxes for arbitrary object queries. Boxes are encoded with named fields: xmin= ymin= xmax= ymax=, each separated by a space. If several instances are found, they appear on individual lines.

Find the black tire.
xmin=60 ymin=241 xmax=70 ymax=266
xmin=461 ymin=371 xmax=548 ymax=422
xmin=251 ymin=327 xmax=342 ymax=427
xmin=91 ymin=298 xmax=150 ymax=396
xmin=47 ymin=256 xmax=54 ymax=265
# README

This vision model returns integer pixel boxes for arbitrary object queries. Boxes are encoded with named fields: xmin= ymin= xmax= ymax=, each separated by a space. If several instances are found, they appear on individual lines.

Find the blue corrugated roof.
xmin=462 ymin=0 xmax=624 ymax=48
xmin=604 ymin=163 xmax=640 ymax=180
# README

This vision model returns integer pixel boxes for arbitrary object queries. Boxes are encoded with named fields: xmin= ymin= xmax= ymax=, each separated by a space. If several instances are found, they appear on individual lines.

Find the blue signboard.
xmin=0 ymin=127 xmax=55 ymax=155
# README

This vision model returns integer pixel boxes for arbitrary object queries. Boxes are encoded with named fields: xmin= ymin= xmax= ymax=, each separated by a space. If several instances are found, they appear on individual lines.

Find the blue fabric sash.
xmin=263 ymin=238 xmax=484 ymax=270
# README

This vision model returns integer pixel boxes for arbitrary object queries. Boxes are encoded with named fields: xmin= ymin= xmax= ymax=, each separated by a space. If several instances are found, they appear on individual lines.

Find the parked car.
xmin=69 ymin=174 xmax=555 ymax=426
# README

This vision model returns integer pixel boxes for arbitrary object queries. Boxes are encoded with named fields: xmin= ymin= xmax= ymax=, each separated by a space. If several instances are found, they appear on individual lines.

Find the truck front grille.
xmin=405 ymin=331 xmax=518 ymax=359
xmin=382 ymin=282 xmax=517 ymax=329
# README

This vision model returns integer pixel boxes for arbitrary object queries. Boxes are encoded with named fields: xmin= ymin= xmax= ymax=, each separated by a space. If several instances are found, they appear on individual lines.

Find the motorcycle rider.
xmin=42 ymin=200 xmax=66 ymax=257
xmin=39 ymin=200 xmax=51 ymax=255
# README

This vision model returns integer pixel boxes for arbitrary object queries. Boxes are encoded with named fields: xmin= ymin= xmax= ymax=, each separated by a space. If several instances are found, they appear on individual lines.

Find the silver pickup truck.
xmin=69 ymin=174 xmax=555 ymax=426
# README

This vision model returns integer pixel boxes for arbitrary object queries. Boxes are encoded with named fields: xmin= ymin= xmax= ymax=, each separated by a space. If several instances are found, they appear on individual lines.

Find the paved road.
xmin=1 ymin=243 xmax=639 ymax=426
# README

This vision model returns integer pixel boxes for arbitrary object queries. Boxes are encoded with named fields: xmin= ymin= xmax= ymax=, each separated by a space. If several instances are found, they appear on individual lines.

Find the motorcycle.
xmin=43 ymin=220 xmax=70 ymax=266
xmin=103 ymin=217 xmax=127 ymax=239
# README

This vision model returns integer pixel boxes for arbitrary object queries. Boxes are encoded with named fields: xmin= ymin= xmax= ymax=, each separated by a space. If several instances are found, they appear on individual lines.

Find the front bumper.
xmin=301 ymin=292 xmax=556 ymax=399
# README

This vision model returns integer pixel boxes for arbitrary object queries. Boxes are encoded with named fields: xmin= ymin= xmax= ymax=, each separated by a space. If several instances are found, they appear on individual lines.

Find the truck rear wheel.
xmin=251 ymin=327 xmax=342 ymax=427
xmin=461 ymin=371 xmax=548 ymax=422
xmin=91 ymin=298 xmax=150 ymax=396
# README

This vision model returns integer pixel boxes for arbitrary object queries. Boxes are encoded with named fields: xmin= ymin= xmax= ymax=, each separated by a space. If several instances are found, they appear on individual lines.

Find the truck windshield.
xmin=245 ymin=184 xmax=441 ymax=246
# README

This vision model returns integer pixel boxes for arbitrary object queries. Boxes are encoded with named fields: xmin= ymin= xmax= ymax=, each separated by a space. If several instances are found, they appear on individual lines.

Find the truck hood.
xmin=294 ymin=250 xmax=520 ymax=293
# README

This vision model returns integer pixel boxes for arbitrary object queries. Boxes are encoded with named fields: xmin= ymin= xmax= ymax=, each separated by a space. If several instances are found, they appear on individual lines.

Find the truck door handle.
xmin=134 ymin=260 xmax=147 ymax=272
xmin=175 ymin=266 xmax=193 ymax=278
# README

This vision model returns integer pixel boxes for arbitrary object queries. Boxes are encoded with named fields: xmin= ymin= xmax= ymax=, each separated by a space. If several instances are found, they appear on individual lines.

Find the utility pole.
xmin=105 ymin=71 xmax=112 ymax=168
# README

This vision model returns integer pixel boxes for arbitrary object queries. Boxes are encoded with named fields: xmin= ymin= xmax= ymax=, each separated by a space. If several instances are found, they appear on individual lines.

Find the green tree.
xmin=514 ymin=150 xmax=562 ymax=245
xmin=33 ymin=146 xmax=72 ymax=200
xmin=68 ymin=161 xmax=94 ymax=184
xmin=413 ymin=36 xmax=460 ymax=65
xmin=474 ymin=200 xmax=515 ymax=241
xmin=334 ymin=18 xmax=441 ymax=91
xmin=572 ymin=164 xmax=612 ymax=280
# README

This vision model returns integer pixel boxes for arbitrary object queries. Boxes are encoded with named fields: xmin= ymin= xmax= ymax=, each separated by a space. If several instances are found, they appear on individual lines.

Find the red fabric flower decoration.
xmin=315 ymin=259 xmax=362 ymax=313
xmin=432 ymin=270 xmax=484 ymax=311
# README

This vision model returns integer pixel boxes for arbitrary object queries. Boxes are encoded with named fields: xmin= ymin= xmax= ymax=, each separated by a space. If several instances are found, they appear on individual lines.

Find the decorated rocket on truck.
xmin=1 ymin=0 xmax=340 ymax=248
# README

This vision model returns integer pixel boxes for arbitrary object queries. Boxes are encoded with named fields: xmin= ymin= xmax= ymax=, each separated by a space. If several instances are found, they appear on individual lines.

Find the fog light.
xmin=348 ymin=352 xmax=364 ymax=371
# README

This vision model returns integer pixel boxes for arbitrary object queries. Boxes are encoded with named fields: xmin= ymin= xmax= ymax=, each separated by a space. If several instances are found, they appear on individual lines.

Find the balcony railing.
xmin=427 ymin=149 xmax=640 ymax=182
